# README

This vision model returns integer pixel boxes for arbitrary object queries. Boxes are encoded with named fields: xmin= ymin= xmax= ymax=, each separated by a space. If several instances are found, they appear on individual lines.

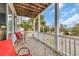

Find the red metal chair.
xmin=15 ymin=32 xmax=24 ymax=46
xmin=17 ymin=47 xmax=32 ymax=56
xmin=0 ymin=39 xmax=32 ymax=56
xmin=15 ymin=32 xmax=23 ymax=39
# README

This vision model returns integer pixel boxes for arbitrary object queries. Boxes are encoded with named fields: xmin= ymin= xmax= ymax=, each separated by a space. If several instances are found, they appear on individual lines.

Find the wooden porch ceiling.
xmin=13 ymin=3 xmax=51 ymax=18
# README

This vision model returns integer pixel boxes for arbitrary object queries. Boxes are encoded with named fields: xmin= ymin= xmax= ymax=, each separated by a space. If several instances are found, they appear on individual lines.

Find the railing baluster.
xmin=42 ymin=33 xmax=44 ymax=41
xmin=59 ymin=36 xmax=61 ymax=51
xmin=69 ymin=39 xmax=71 ymax=55
xmin=58 ymin=37 xmax=60 ymax=50
xmin=61 ymin=38 xmax=63 ymax=52
xmin=34 ymin=33 xmax=79 ymax=56
xmin=65 ymin=38 xmax=67 ymax=54
xmin=74 ymin=40 xmax=76 ymax=56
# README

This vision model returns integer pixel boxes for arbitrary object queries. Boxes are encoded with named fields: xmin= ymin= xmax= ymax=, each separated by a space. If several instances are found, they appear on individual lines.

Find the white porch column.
xmin=6 ymin=3 xmax=9 ymax=39
xmin=54 ymin=3 xmax=59 ymax=50
xmin=12 ymin=13 xmax=15 ymax=42
xmin=38 ymin=14 xmax=40 ymax=39
xmin=33 ymin=18 xmax=35 ymax=36
xmin=14 ymin=13 xmax=16 ymax=33
xmin=38 ymin=14 xmax=40 ymax=32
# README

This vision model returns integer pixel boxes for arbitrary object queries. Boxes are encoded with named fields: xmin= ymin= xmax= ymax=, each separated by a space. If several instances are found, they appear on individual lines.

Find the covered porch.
xmin=6 ymin=3 xmax=79 ymax=56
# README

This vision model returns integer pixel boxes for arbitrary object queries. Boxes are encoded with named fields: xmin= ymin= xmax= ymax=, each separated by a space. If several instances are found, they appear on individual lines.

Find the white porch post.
xmin=38 ymin=14 xmax=40 ymax=39
xmin=15 ymin=17 xmax=17 ymax=33
xmin=6 ymin=3 xmax=9 ymax=39
xmin=54 ymin=3 xmax=59 ymax=50
xmin=38 ymin=14 xmax=40 ymax=32
xmin=14 ymin=13 xmax=16 ymax=33
xmin=12 ymin=13 xmax=15 ymax=42
xmin=33 ymin=18 xmax=35 ymax=36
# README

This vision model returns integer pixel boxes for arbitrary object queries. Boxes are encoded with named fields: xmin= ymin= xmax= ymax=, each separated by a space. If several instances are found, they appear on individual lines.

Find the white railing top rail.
xmin=58 ymin=35 xmax=79 ymax=41
xmin=40 ymin=32 xmax=79 ymax=41
xmin=26 ymin=31 xmax=79 ymax=41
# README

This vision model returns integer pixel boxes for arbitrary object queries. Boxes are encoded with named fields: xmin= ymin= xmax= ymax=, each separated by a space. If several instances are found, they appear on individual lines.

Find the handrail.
xmin=27 ymin=32 xmax=79 ymax=56
xmin=33 ymin=36 xmax=67 ymax=56
xmin=58 ymin=35 xmax=79 ymax=41
xmin=40 ymin=32 xmax=79 ymax=41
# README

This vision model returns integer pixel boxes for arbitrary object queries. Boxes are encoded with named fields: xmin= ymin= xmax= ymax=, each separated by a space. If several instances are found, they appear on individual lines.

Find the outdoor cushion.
xmin=0 ymin=39 xmax=32 ymax=56
xmin=0 ymin=39 xmax=16 ymax=56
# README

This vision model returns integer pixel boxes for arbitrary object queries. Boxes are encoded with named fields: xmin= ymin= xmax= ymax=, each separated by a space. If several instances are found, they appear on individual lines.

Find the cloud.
xmin=59 ymin=3 xmax=65 ymax=9
xmin=62 ymin=14 xmax=79 ymax=25
xmin=46 ymin=22 xmax=49 ymax=26
xmin=60 ymin=8 xmax=76 ymax=24
xmin=76 ymin=4 xmax=79 ymax=6
xmin=61 ymin=8 xmax=76 ymax=18
xmin=60 ymin=19 xmax=64 ymax=24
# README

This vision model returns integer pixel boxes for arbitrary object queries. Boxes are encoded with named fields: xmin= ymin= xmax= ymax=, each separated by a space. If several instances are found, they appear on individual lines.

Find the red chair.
xmin=15 ymin=32 xmax=23 ymax=40
xmin=17 ymin=47 xmax=32 ymax=56
xmin=0 ymin=39 xmax=32 ymax=56
xmin=15 ymin=32 xmax=25 ymax=46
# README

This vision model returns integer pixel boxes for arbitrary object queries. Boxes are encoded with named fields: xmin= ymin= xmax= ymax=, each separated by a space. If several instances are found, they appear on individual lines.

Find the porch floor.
xmin=14 ymin=35 xmax=60 ymax=56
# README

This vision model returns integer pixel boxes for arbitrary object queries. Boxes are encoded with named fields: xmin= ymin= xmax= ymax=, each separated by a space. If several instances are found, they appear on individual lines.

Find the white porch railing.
xmin=58 ymin=35 xmax=79 ymax=56
xmin=33 ymin=32 xmax=79 ymax=56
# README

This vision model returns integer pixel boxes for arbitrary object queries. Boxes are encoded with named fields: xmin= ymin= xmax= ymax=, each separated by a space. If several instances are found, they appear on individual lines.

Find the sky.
xmin=22 ymin=3 xmax=79 ymax=28
xmin=42 ymin=3 xmax=79 ymax=28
